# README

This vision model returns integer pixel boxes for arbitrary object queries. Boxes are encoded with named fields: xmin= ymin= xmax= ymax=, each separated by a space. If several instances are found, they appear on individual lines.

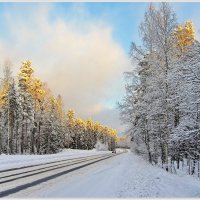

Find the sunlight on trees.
xmin=174 ymin=21 xmax=195 ymax=51
xmin=0 ymin=61 xmax=118 ymax=154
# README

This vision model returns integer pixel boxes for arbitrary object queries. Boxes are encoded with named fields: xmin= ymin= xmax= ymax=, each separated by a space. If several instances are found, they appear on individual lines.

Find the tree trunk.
xmin=191 ymin=160 xmax=196 ymax=175
xmin=177 ymin=157 xmax=180 ymax=169
xmin=21 ymin=120 xmax=25 ymax=154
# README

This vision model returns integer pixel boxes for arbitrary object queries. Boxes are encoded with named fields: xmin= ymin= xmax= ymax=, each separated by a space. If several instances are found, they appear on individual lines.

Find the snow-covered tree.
xmin=119 ymin=2 xmax=200 ymax=177
xmin=18 ymin=60 xmax=35 ymax=154
xmin=169 ymin=41 xmax=200 ymax=173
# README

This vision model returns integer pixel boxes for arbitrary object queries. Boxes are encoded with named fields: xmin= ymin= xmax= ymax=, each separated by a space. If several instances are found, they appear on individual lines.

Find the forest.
xmin=119 ymin=3 xmax=200 ymax=177
xmin=0 ymin=60 xmax=117 ymax=155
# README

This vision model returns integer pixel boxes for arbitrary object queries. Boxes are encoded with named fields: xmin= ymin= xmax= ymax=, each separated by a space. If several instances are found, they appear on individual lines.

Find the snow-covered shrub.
xmin=95 ymin=140 xmax=108 ymax=151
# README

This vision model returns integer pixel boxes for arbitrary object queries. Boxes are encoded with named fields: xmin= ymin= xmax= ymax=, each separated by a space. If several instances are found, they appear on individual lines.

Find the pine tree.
xmin=18 ymin=60 xmax=34 ymax=154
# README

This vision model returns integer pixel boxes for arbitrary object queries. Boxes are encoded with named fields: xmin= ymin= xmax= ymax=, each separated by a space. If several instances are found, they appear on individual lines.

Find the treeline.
xmin=119 ymin=3 xmax=200 ymax=176
xmin=0 ymin=60 xmax=117 ymax=155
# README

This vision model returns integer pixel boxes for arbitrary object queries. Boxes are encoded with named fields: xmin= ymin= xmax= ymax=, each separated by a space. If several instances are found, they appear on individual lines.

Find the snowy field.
xmin=4 ymin=149 xmax=200 ymax=198
xmin=0 ymin=148 xmax=113 ymax=171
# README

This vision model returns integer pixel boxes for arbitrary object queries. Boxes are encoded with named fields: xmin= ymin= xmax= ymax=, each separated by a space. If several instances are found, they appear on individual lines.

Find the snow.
xmin=8 ymin=150 xmax=200 ymax=198
xmin=94 ymin=140 xmax=108 ymax=151
xmin=0 ymin=148 xmax=111 ymax=171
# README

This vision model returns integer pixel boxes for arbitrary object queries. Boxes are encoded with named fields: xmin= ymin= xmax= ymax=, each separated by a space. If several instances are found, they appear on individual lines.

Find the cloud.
xmin=92 ymin=106 xmax=128 ymax=135
xmin=0 ymin=3 xmax=131 ymax=133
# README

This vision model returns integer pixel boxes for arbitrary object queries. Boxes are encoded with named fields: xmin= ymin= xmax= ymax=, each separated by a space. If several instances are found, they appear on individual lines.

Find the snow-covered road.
xmin=0 ymin=153 xmax=117 ymax=197
xmin=4 ymin=150 xmax=200 ymax=198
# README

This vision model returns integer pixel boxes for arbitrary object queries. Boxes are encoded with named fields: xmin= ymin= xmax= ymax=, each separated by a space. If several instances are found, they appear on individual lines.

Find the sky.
xmin=0 ymin=2 xmax=200 ymax=135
